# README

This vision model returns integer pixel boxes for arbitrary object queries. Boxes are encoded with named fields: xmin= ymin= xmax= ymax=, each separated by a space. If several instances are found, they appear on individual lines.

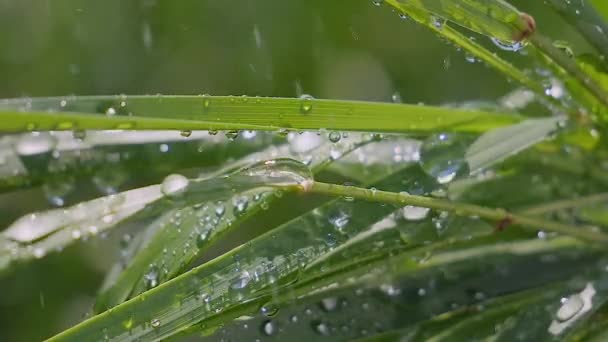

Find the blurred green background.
xmin=0 ymin=0 xmax=592 ymax=340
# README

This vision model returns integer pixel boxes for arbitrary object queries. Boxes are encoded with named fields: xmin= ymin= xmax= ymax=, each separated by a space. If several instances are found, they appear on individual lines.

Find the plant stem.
xmin=309 ymin=182 xmax=608 ymax=244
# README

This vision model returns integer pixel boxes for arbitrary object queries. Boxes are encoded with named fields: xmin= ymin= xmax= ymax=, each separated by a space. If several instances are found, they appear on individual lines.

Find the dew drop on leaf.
xmin=419 ymin=133 xmax=470 ymax=184
xmin=320 ymin=297 xmax=338 ymax=312
xmin=556 ymin=295 xmax=584 ymax=321
xmin=299 ymin=94 xmax=314 ymax=114
xmin=312 ymin=321 xmax=331 ymax=336
xmin=231 ymin=270 xmax=251 ymax=290
xmin=261 ymin=320 xmax=277 ymax=336
xmin=260 ymin=304 xmax=279 ymax=317
xmin=161 ymin=174 xmax=189 ymax=197
xmin=328 ymin=131 xmax=341 ymax=143
xmin=144 ymin=265 xmax=160 ymax=289
xmin=402 ymin=205 xmax=430 ymax=221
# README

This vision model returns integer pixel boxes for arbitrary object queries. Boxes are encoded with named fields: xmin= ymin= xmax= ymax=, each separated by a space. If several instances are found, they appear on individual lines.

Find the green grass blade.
xmin=0 ymin=96 xmax=522 ymax=133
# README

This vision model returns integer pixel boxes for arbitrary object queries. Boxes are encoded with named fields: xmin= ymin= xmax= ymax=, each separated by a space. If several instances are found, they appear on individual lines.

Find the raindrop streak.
xmin=419 ymin=133 xmax=470 ymax=184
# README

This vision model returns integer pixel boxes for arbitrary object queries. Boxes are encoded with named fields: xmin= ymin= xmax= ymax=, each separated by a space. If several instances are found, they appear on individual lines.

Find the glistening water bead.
xmin=299 ymin=94 xmax=314 ymax=114
xmin=419 ymin=133 xmax=470 ymax=184
xmin=161 ymin=174 xmax=189 ymax=197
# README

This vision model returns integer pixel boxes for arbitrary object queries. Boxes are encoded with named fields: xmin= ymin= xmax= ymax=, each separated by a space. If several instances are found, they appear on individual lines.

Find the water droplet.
xmin=215 ymin=203 xmax=225 ymax=218
xmin=299 ymin=94 xmax=314 ymax=114
xmin=241 ymin=158 xmax=314 ymax=191
xmin=180 ymin=130 xmax=192 ymax=138
xmin=391 ymin=92 xmax=402 ymax=103
xmin=233 ymin=196 xmax=249 ymax=216
xmin=328 ymin=131 xmax=341 ymax=143
xmin=261 ymin=320 xmax=277 ymax=336
xmin=231 ymin=270 xmax=252 ymax=289
xmin=261 ymin=304 xmax=279 ymax=317
xmin=431 ymin=16 xmax=444 ymax=29
xmin=420 ymin=133 xmax=470 ymax=184
xmin=328 ymin=210 xmax=350 ymax=231
xmin=320 ymin=297 xmax=338 ymax=312
xmin=43 ymin=176 xmax=75 ymax=207
xmin=151 ymin=318 xmax=161 ymax=328
xmin=15 ymin=133 xmax=57 ymax=156
xmin=402 ymin=205 xmax=430 ymax=221
xmin=464 ymin=53 xmax=477 ymax=63
xmin=556 ymin=295 xmax=584 ymax=321
xmin=491 ymin=37 xmax=524 ymax=52
xmin=225 ymin=130 xmax=239 ymax=141
xmin=144 ymin=265 xmax=160 ymax=289
xmin=196 ymin=231 xmax=210 ymax=248
xmin=312 ymin=321 xmax=331 ymax=336
xmin=371 ymin=0 xmax=383 ymax=6
xmin=161 ymin=174 xmax=189 ymax=197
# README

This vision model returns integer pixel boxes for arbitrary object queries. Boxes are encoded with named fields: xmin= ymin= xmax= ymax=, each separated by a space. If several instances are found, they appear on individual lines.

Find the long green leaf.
xmin=0 ymin=96 xmax=521 ymax=133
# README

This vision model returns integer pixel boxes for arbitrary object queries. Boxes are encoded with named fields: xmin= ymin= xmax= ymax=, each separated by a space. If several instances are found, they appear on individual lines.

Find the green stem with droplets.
xmin=384 ymin=0 xmax=564 ymax=112
xmin=309 ymin=182 xmax=608 ymax=244
xmin=530 ymin=34 xmax=608 ymax=109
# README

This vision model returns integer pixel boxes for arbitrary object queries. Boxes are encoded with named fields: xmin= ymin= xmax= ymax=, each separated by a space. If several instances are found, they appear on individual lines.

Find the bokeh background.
xmin=0 ymin=0 xmax=595 ymax=340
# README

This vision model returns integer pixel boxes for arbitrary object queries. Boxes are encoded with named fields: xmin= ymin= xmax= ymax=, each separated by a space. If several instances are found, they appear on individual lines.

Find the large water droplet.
xmin=320 ymin=297 xmax=338 ymax=312
xmin=556 ymin=295 xmax=584 ymax=322
xmin=261 ymin=320 xmax=277 ymax=336
xmin=402 ymin=205 xmax=430 ymax=221
xmin=15 ymin=133 xmax=58 ymax=156
xmin=328 ymin=131 xmax=341 ymax=143
xmin=420 ymin=133 xmax=470 ymax=184
xmin=241 ymin=158 xmax=314 ymax=191
xmin=299 ymin=94 xmax=314 ymax=114
xmin=161 ymin=174 xmax=189 ymax=197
